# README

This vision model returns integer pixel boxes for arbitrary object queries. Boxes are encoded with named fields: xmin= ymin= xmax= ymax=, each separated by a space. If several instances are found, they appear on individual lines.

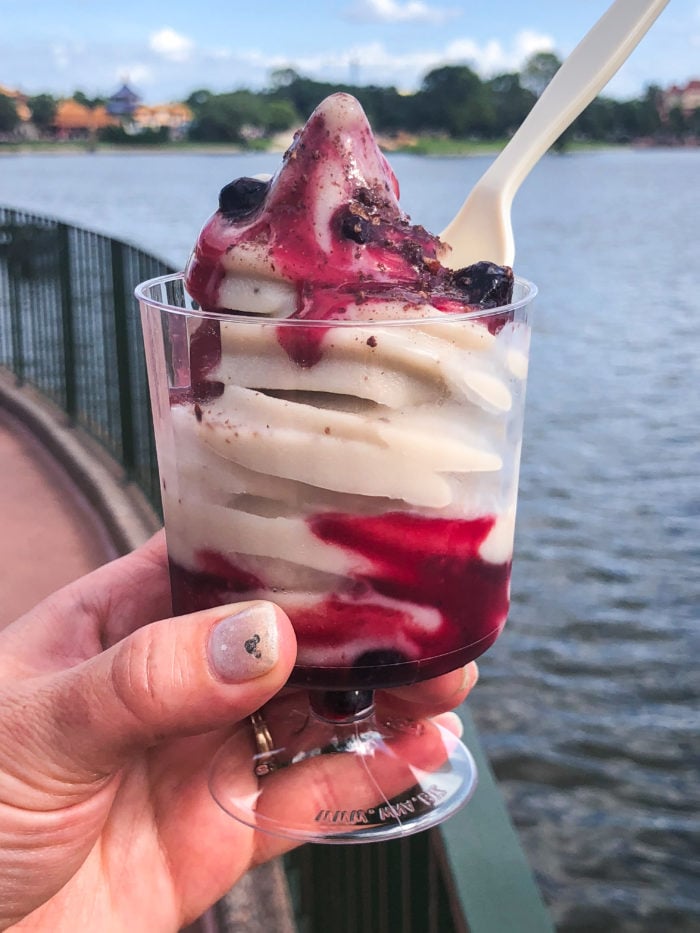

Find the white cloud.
xmin=442 ymin=29 xmax=555 ymax=74
xmin=2 ymin=20 xmax=677 ymax=106
xmin=344 ymin=0 xmax=459 ymax=25
xmin=247 ymin=30 xmax=555 ymax=91
xmin=149 ymin=27 xmax=194 ymax=63
xmin=513 ymin=29 xmax=556 ymax=61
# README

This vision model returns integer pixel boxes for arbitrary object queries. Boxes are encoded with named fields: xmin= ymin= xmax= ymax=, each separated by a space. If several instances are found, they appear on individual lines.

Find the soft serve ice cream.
xmin=159 ymin=93 xmax=531 ymax=688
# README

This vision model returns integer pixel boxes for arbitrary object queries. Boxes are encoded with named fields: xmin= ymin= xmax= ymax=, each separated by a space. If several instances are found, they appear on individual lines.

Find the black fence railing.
xmin=0 ymin=206 xmax=553 ymax=933
xmin=0 ymin=205 xmax=172 ymax=506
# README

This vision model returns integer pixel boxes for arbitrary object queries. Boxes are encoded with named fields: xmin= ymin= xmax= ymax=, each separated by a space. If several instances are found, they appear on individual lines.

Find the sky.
xmin=1 ymin=0 xmax=698 ymax=104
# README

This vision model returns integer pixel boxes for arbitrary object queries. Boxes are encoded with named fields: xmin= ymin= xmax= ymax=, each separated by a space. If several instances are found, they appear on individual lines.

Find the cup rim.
xmin=135 ymin=271 xmax=537 ymax=327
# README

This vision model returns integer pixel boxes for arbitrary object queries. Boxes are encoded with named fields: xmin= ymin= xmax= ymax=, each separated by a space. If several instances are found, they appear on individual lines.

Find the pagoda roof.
xmin=109 ymin=84 xmax=141 ymax=102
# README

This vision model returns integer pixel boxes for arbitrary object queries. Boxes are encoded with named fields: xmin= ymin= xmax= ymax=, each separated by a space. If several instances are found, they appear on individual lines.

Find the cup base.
xmin=208 ymin=697 xmax=477 ymax=844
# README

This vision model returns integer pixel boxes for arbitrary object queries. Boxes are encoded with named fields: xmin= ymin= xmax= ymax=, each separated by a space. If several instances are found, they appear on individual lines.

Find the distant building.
xmin=107 ymin=84 xmax=141 ymax=117
xmin=52 ymin=100 xmax=118 ymax=140
xmin=660 ymin=79 xmax=700 ymax=119
xmin=0 ymin=83 xmax=31 ymax=122
xmin=132 ymin=102 xmax=193 ymax=138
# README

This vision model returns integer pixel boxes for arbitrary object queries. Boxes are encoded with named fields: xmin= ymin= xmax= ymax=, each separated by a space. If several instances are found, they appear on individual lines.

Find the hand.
xmin=0 ymin=532 xmax=478 ymax=932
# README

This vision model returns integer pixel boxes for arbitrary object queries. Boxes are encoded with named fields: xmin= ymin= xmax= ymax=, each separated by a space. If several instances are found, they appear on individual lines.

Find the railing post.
xmin=57 ymin=223 xmax=77 ymax=421
xmin=110 ymin=239 xmax=135 ymax=479
xmin=7 ymin=213 xmax=25 ymax=386
xmin=8 ymin=274 xmax=24 ymax=386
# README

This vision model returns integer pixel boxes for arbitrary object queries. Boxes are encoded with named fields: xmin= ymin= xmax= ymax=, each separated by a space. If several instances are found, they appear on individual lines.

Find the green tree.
xmin=354 ymin=85 xmax=414 ymax=133
xmin=416 ymin=65 xmax=495 ymax=137
xmin=268 ymin=74 xmax=339 ymax=121
xmin=641 ymin=84 xmax=663 ymax=136
xmin=612 ymin=98 xmax=659 ymax=140
xmin=572 ymin=84 xmax=662 ymax=143
xmin=686 ymin=107 xmax=700 ymax=137
xmin=667 ymin=105 xmax=687 ymax=138
xmin=262 ymin=100 xmax=299 ymax=134
xmin=572 ymin=95 xmax=617 ymax=140
xmin=98 ymin=125 xmax=168 ymax=145
xmin=72 ymin=91 xmax=105 ymax=109
xmin=521 ymin=51 xmax=562 ymax=97
xmin=267 ymin=74 xmax=413 ymax=134
xmin=188 ymin=91 xmax=257 ymax=142
xmin=0 ymin=94 xmax=19 ymax=133
xmin=488 ymin=73 xmax=535 ymax=136
xmin=28 ymin=94 xmax=57 ymax=132
xmin=188 ymin=90 xmax=299 ymax=143
xmin=186 ymin=89 xmax=213 ymax=111
xmin=269 ymin=68 xmax=301 ymax=90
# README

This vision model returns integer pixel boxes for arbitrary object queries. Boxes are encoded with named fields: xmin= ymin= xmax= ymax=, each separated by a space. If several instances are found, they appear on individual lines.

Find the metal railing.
xmin=0 ymin=206 xmax=553 ymax=933
xmin=286 ymin=712 xmax=554 ymax=933
xmin=0 ymin=206 xmax=170 ymax=506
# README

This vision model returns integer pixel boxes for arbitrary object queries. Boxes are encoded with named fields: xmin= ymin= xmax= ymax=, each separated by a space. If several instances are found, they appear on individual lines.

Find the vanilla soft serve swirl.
xmin=159 ymin=93 xmax=532 ymax=684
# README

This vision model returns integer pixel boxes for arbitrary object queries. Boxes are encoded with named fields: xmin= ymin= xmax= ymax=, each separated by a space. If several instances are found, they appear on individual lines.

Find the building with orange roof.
xmin=0 ymin=84 xmax=31 ymax=122
xmin=660 ymin=79 xmax=700 ymax=119
xmin=132 ymin=102 xmax=193 ymax=138
xmin=51 ymin=100 xmax=118 ymax=139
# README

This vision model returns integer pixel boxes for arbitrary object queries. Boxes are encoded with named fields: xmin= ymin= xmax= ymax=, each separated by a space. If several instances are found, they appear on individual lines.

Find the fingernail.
xmin=208 ymin=602 xmax=279 ymax=683
xmin=440 ymin=711 xmax=465 ymax=739
xmin=459 ymin=662 xmax=479 ymax=693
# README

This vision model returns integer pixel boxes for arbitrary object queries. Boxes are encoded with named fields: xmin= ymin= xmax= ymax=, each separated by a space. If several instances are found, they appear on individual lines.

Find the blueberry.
xmin=218 ymin=177 xmax=269 ymax=220
xmin=453 ymin=261 xmax=514 ymax=308
xmin=338 ymin=208 xmax=372 ymax=244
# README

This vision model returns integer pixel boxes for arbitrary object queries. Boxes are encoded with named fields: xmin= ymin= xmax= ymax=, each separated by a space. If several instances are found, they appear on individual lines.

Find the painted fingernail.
xmin=208 ymin=602 xmax=279 ymax=683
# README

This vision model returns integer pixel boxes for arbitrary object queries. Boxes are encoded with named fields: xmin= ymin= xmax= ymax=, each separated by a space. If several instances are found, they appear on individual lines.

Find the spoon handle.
xmin=479 ymin=0 xmax=668 ymax=205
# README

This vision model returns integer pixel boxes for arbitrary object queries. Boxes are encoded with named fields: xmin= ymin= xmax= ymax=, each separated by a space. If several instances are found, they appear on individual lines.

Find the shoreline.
xmin=1 ymin=138 xmax=696 ymax=159
xmin=0 ymin=138 xmax=661 ymax=158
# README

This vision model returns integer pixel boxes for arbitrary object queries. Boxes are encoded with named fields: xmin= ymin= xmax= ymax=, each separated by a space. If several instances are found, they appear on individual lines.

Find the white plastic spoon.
xmin=440 ymin=0 xmax=670 ymax=269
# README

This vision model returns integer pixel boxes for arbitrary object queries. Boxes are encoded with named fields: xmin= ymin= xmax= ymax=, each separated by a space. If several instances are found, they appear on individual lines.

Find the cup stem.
xmin=308 ymin=689 xmax=375 ymax=723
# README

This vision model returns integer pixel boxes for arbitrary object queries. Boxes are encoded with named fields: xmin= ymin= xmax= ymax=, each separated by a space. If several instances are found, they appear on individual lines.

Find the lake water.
xmin=1 ymin=147 xmax=698 ymax=931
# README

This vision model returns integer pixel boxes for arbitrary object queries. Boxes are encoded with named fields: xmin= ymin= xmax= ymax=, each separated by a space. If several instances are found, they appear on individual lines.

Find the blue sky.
xmin=1 ymin=0 xmax=697 ymax=103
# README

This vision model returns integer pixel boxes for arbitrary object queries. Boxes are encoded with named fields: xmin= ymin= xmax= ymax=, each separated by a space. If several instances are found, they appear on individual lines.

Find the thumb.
xmin=0 ymin=600 xmax=296 ymax=807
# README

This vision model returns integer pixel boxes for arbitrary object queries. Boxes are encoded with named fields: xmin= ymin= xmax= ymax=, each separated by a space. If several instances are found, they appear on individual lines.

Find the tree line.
xmin=184 ymin=54 xmax=676 ymax=146
xmin=2 ymin=53 xmax=698 ymax=146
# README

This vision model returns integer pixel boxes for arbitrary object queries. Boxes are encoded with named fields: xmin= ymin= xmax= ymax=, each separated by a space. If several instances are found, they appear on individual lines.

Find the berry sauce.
xmin=169 ymin=549 xmax=264 ymax=613
xmin=276 ymin=320 xmax=330 ymax=368
xmin=184 ymin=94 xmax=514 ymax=327
xmin=168 ymin=512 xmax=510 ymax=690
xmin=169 ymin=318 xmax=223 ymax=405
